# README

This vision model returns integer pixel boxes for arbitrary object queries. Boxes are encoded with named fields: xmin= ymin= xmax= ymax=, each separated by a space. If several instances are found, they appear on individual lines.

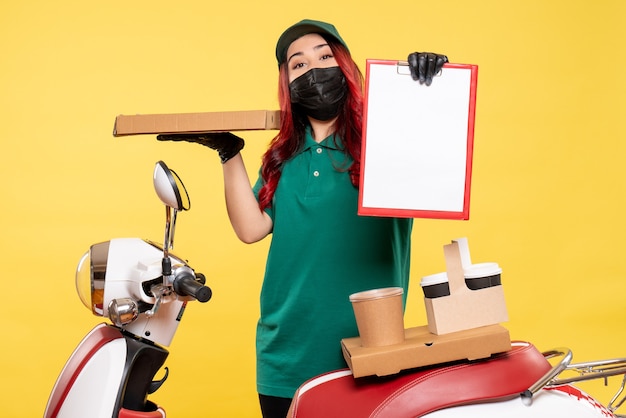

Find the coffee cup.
xmin=420 ymin=272 xmax=451 ymax=298
xmin=463 ymin=262 xmax=502 ymax=290
xmin=349 ymin=287 xmax=405 ymax=347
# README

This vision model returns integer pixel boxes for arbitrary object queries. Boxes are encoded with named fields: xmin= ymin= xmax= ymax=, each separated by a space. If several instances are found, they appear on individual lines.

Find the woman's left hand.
xmin=407 ymin=52 xmax=449 ymax=86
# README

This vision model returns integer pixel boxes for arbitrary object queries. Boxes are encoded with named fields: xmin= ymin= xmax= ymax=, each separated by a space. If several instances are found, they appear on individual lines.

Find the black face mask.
xmin=289 ymin=66 xmax=348 ymax=121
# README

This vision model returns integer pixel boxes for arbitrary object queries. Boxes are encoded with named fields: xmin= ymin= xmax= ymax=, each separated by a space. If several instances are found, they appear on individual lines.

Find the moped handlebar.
xmin=173 ymin=272 xmax=212 ymax=303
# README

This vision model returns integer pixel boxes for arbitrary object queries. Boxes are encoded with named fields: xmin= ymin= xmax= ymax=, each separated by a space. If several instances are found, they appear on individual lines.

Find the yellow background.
xmin=1 ymin=0 xmax=625 ymax=416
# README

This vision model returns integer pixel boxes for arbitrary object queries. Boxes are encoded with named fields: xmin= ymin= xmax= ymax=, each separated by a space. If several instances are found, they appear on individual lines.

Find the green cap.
xmin=275 ymin=19 xmax=349 ymax=66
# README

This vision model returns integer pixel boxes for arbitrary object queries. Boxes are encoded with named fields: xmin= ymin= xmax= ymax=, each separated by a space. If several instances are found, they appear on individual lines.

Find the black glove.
xmin=157 ymin=132 xmax=244 ymax=164
xmin=407 ymin=52 xmax=449 ymax=86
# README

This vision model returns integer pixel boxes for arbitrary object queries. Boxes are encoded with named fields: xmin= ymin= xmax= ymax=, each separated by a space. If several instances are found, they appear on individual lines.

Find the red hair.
xmin=258 ymin=40 xmax=364 ymax=211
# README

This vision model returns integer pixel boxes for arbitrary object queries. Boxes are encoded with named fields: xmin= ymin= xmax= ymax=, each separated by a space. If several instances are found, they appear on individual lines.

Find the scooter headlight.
xmin=75 ymin=241 xmax=109 ymax=316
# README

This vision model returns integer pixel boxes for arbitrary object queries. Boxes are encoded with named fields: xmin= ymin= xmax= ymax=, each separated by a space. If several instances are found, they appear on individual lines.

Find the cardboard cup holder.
xmin=425 ymin=238 xmax=508 ymax=335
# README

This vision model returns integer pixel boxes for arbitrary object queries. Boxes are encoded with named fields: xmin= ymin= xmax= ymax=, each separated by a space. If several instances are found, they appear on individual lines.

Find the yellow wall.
xmin=1 ymin=0 xmax=625 ymax=416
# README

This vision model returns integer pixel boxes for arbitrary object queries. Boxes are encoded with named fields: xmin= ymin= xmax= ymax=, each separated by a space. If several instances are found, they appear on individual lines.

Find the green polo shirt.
xmin=253 ymin=127 xmax=412 ymax=398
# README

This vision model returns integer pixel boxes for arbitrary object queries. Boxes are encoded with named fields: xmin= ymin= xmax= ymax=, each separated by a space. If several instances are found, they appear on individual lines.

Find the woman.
xmin=158 ymin=19 xmax=447 ymax=418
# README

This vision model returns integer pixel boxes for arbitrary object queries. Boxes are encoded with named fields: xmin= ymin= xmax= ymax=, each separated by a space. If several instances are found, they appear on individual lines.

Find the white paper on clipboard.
xmin=358 ymin=60 xmax=478 ymax=220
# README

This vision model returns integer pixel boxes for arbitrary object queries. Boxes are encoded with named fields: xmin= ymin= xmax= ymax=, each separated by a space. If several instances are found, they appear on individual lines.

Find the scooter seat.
xmin=288 ymin=341 xmax=551 ymax=418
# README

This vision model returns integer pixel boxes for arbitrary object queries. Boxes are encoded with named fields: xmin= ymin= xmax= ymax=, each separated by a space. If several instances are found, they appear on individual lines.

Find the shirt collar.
xmin=303 ymin=125 xmax=344 ymax=151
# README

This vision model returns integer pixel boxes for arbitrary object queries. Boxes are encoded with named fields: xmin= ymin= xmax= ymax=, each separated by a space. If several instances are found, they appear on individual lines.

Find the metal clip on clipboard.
xmin=395 ymin=61 xmax=444 ymax=77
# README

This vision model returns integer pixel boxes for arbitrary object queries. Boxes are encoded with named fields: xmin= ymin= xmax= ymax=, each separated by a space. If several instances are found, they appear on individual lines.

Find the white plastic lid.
xmin=463 ymin=262 xmax=502 ymax=279
xmin=420 ymin=272 xmax=449 ymax=287
xmin=349 ymin=287 xmax=403 ymax=302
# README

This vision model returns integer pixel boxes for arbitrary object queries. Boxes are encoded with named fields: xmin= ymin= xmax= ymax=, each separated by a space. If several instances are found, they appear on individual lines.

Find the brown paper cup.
xmin=349 ymin=287 xmax=405 ymax=347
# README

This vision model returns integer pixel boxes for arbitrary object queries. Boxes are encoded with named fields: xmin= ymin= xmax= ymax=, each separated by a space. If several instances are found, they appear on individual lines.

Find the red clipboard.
xmin=358 ymin=60 xmax=478 ymax=220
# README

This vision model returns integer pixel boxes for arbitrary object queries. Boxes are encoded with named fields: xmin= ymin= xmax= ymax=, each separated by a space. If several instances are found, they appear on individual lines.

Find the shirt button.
xmin=316 ymin=148 xmax=323 ymax=154
xmin=313 ymin=170 xmax=320 ymax=177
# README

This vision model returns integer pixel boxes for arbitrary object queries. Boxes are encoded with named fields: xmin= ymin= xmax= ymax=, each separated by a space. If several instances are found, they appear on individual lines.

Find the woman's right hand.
xmin=157 ymin=132 xmax=245 ymax=164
